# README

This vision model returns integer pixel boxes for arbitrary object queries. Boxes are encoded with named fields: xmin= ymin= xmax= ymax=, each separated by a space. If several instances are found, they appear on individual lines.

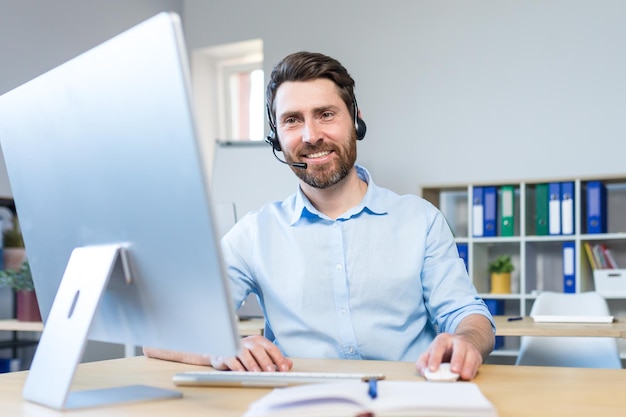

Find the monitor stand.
xmin=22 ymin=244 xmax=182 ymax=410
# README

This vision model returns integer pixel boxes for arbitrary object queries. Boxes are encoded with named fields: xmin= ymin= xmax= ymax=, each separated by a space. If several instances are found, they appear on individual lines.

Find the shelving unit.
xmin=422 ymin=176 xmax=626 ymax=360
xmin=0 ymin=293 xmax=40 ymax=372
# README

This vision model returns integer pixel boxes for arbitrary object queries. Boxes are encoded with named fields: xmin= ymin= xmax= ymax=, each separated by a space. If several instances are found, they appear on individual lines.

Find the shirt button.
xmin=348 ymin=347 xmax=355 ymax=354
xmin=336 ymin=263 xmax=343 ymax=270
xmin=341 ymin=308 xmax=348 ymax=314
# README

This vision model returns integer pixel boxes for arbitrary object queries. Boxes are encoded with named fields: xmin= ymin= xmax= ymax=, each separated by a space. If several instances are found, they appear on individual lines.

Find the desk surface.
xmin=0 ymin=318 xmax=264 ymax=336
xmin=1 ymin=356 xmax=624 ymax=417
xmin=494 ymin=315 xmax=626 ymax=338
xmin=10 ymin=316 xmax=624 ymax=338
xmin=0 ymin=319 xmax=44 ymax=332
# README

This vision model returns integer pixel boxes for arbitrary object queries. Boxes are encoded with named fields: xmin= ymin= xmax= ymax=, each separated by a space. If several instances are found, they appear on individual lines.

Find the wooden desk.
xmin=0 ymin=320 xmax=42 ymax=358
xmin=0 ymin=356 xmax=624 ymax=417
xmin=0 ymin=319 xmax=263 ymax=363
xmin=0 ymin=319 xmax=44 ymax=332
xmin=10 ymin=316 xmax=625 ymax=339
xmin=0 ymin=318 xmax=263 ymax=336
xmin=494 ymin=316 xmax=626 ymax=338
xmin=237 ymin=317 xmax=264 ymax=337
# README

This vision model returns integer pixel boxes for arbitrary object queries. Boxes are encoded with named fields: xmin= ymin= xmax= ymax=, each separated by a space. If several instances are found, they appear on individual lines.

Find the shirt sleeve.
xmin=420 ymin=208 xmax=495 ymax=335
xmin=220 ymin=215 xmax=258 ymax=310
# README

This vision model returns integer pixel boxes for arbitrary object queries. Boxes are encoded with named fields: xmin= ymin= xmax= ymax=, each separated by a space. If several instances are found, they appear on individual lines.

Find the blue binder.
xmin=472 ymin=187 xmax=484 ymax=237
xmin=483 ymin=186 xmax=497 ymax=237
xmin=562 ymin=241 xmax=576 ymax=293
xmin=586 ymin=181 xmax=607 ymax=234
xmin=456 ymin=243 xmax=469 ymax=272
xmin=548 ymin=182 xmax=561 ymax=235
xmin=560 ymin=182 xmax=575 ymax=235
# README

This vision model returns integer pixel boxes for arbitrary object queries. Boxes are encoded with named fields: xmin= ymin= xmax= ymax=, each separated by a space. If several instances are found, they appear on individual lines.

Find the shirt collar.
xmin=290 ymin=165 xmax=388 ymax=225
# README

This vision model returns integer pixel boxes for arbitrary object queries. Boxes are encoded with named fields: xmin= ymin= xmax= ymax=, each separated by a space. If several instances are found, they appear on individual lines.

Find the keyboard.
xmin=172 ymin=370 xmax=386 ymax=388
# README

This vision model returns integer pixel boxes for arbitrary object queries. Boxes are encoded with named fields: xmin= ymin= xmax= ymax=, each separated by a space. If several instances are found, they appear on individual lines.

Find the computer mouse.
xmin=423 ymin=363 xmax=460 ymax=382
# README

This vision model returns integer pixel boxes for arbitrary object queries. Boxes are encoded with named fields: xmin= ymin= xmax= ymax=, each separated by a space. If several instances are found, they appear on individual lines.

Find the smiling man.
xmin=145 ymin=51 xmax=495 ymax=380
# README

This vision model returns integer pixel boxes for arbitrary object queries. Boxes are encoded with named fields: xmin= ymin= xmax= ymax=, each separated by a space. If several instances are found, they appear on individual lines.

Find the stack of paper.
xmin=244 ymin=380 xmax=498 ymax=417
xmin=532 ymin=315 xmax=614 ymax=323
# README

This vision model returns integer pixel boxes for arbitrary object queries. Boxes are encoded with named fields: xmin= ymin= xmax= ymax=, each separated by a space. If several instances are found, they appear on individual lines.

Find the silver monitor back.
xmin=0 ymin=12 xmax=240 ymax=409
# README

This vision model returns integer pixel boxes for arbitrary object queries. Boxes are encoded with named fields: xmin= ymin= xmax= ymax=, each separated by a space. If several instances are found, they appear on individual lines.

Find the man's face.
xmin=273 ymin=79 xmax=357 ymax=189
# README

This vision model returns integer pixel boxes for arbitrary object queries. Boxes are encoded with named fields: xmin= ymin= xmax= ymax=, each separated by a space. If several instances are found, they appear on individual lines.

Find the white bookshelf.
xmin=422 ymin=176 xmax=626 ymax=360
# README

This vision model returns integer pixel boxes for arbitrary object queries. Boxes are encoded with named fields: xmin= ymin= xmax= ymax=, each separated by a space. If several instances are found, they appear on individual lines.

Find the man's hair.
xmin=265 ymin=51 xmax=356 ymax=126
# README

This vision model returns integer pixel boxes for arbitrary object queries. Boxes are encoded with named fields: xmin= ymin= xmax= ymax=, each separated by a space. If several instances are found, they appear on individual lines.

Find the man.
xmin=145 ymin=51 xmax=495 ymax=380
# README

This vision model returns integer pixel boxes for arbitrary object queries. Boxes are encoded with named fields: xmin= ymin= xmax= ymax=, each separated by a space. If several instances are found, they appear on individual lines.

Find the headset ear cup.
xmin=355 ymin=117 xmax=367 ymax=141
xmin=265 ymin=130 xmax=282 ymax=151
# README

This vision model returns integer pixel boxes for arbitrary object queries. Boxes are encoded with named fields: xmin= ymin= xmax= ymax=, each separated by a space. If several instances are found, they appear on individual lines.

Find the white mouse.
xmin=423 ymin=363 xmax=460 ymax=382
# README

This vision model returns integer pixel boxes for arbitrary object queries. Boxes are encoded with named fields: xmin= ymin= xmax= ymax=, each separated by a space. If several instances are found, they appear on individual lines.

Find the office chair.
xmin=515 ymin=291 xmax=622 ymax=368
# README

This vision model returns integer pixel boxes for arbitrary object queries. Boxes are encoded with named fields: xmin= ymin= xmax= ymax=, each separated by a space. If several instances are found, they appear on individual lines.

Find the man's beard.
xmin=290 ymin=131 xmax=358 ymax=189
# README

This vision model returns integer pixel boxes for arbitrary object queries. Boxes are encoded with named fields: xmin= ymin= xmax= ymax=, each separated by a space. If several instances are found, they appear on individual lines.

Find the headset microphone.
xmin=271 ymin=146 xmax=308 ymax=169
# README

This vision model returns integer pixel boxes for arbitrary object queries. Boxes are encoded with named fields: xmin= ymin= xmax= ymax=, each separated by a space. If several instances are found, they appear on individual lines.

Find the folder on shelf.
xmin=535 ymin=183 xmax=549 ymax=236
xmin=483 ymin=186 xmax=497 ymax=237
xmin=602 ymin=245 xmax=619 ymax=269
xmin=592 ymin=243 xmax=608 ymax=269
xmin=591 ymin=243 xmax=619 ymax=269
xmin=562 ymin=241 xmax=576 ymax=293
xmin=456 ymin=242 xmax=469 ymax=272
xmin=586 ymin=181 xmax=607 ymax=234
xmin=548 ymin=182 xmax=561 ymax=235
xmin=560 ymin=181 xmax=575 ymax=235
xmin=583 ymin=241 xmax=598 ymax=270
xmin=472 ymin=186 xmax=484 ymax=237
xmin=500 ymin=185 xmax=514 ymax=237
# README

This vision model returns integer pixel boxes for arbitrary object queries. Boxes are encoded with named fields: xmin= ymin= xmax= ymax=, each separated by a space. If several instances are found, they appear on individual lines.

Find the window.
xmin=224 ymin=64 xmax=264 ymax=141
xmin=192 ymin=39 xmax=264 ymax=143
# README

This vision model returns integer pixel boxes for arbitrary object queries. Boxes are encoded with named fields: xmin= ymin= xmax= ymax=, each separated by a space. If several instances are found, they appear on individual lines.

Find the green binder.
xmin=500 ymin=185 xmax=515 ymax=236
xmin=535 ymin=183 xmax=549 ymax=235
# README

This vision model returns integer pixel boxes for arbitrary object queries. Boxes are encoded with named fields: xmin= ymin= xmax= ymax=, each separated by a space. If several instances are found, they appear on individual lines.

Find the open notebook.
xmin=243 ymin=380 xmax=498 ymax=417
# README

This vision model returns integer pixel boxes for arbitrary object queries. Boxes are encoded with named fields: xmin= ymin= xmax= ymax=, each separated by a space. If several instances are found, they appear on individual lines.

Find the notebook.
xmin=243 ymin=380 xmax=498 ymax=417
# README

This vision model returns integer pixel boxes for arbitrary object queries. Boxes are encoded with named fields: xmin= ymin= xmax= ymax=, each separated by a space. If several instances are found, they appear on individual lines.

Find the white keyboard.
xmin=172 ymin=370 xmax=386 ymax=388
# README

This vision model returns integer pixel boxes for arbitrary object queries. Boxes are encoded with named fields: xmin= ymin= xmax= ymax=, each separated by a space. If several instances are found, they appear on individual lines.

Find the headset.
xmin=265 ymin=96 xmax=367 ymax=153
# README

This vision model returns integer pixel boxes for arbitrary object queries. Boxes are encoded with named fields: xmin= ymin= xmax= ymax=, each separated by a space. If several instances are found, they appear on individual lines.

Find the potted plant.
xmin=3 ymin=216 xmax=26 ymax=271
xmin=489 ymin=255 xmax=514 ymax=294
xmin=0 ymin=261 xmax=40 ymax=322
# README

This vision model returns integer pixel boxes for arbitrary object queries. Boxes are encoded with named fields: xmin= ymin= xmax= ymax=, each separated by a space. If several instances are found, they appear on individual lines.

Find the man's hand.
xmin=210 ymin=335 xmax=293 ymax=372
xmin=415 ymin=314 xmax=494 ymax=380
xmin=143 ymin=335 xmax=293 ymax=372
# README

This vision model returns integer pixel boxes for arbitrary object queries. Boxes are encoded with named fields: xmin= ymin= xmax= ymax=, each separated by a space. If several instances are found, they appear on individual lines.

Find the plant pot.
xmin=3 ymin=247 xmax=27 ymax=271
xmin=16 ymin=290 xmax=41 ymax=322
xmin=490 ymin=272 xmax=511 ymax=294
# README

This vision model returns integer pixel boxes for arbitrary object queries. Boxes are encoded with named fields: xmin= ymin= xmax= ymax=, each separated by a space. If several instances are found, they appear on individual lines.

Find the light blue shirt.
xmin=222 ymin=165 xmax=494 ymax=362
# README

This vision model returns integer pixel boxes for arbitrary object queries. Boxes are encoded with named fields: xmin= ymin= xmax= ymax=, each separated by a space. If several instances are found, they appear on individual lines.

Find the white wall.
xmin=2 ymin=0 xmax=625 ymax=196
xmin=0 ymin=0 xmax=183 ymax=197
xmin=184 ymin=0 xmax=626 ymax=195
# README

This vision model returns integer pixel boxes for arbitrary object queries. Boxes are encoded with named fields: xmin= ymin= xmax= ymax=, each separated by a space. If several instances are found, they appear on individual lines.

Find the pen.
xmin=365 ymin=377 xmax=378 ymax=399
xmin=507 ymin=316 xmax=523 ymax=321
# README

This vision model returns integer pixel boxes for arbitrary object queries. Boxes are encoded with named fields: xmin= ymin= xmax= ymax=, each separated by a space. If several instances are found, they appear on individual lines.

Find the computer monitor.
xmin=0 ymin=12 xmax=240 ymax=409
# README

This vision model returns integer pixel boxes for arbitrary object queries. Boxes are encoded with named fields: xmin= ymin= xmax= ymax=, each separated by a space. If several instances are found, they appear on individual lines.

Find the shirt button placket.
xmin=331 ymin=220 xmax=360 ymax=359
